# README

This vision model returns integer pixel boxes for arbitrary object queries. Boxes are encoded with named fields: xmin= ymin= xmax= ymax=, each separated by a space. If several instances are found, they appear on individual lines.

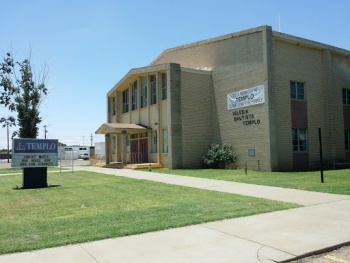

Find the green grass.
xmin=0 ymin=167 xmax=67 ymax=174
xmin=150 ymin=169 xmax=350 ymax=195
xmin=0 ymin=171 xmax=299 ymax=255
xmin=0 ymin=168 xmax=21 ymax=174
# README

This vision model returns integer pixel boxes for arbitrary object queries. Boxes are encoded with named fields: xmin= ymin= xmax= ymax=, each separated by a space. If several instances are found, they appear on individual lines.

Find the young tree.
xmin=0 ymin=52 xmax=47 ymax=138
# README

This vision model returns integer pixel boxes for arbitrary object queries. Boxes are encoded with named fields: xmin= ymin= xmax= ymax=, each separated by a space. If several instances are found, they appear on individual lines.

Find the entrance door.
xmin=130 ymin=140 xmax=138 ymax=163
xmin=140 ymin=138 xmax=148 ymax=163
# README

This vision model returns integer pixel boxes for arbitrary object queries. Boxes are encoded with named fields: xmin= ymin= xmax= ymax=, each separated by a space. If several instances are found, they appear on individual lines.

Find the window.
xmin=151 ymin=131 xmax=157 ymax=153
xmin=132 ymin=81 xmax=138 ymax=111
xmin=292 ymin=128 xmax=308 ymax=151
xmin=343 ymin=89 xmax=350 ymax=105
xmin=112 ymin=97 xmax=116 ymax=115
xmin=141 ymin=76 xmax=148 ymax=108
xmin=130 ymin=134 xmax=138 ymax=139
xmin=150 ymin=75 xmax=157 ymax=105
xmin=345 ymin=130 xmax=350 ymax=151
xmin=112 ymin=136 xmax=116 ymax=154
xmin=161 ymin=73 xmax=167 ymax=100
xmin=162 ymin=129 xmax=168 ymax=153
xmin=122 ymin=88 xmax=129 ymax=113
xmin=126 ymin=135 xmax=130 ymax=154
xmin=290 ymin=81 xmax=305 ymax=100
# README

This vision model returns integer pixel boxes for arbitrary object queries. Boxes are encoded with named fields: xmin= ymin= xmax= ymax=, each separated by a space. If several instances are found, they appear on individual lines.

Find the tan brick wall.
xmin=153 ymin=28 xmax=270 ymax=170
xmin=272 ymin=39 xmax=350 ymax=170
xmin=331 ymin=54 xmax=350 ymax=162
xmin=180 ymin=70 xmax=213 ymax=168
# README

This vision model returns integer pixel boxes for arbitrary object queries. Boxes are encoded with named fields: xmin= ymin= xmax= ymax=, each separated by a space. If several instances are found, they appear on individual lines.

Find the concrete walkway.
xmin=0 ymin=165 xmax=349 ymax=263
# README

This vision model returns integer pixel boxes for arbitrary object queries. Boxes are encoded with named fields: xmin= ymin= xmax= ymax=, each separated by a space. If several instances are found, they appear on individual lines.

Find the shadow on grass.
xmin=13 ymin=184 xmax=61 ymax=190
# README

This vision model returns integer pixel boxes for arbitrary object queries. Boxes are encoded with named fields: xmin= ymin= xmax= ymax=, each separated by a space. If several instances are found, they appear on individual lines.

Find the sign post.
xmin=318 ymin=128 xmax=324 ymax=183
xmin=12 ymin=138 xmax=59 ymax=189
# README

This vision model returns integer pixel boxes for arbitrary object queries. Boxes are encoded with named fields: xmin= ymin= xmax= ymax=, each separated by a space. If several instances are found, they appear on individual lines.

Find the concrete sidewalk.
xmin=0 ymin=165 xmax=349 ymax=262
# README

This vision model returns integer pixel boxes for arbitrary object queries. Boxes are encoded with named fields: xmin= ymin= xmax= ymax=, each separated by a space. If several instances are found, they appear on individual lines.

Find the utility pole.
xmin=90 ymin=133 xmax=93 ymax=147
xmin=7 ymin=122 xmax=10 ymax=163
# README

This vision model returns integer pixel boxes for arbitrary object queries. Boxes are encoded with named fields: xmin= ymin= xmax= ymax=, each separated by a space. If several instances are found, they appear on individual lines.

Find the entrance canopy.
xmin=95 ymin=123 xmax=152 ymax=135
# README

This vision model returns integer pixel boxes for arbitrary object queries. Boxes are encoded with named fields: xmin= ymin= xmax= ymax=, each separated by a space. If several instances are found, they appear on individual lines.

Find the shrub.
xmin=203 ymin=143 xmax=237 ymax=169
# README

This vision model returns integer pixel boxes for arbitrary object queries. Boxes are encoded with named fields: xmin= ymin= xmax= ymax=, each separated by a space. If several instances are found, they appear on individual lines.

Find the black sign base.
xmin=23 ymin=167 xmax=48 ymax=189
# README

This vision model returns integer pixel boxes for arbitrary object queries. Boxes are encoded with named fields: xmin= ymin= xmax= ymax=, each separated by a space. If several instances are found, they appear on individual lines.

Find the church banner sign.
xmin=12 ymin=138 xmax=59 ymax=168
xmin=227 ymin=85 xmax=265 ymax=110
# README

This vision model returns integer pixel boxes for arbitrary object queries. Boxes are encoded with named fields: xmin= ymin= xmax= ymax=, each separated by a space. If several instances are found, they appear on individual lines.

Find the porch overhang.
xmin=95 ymin=123 xmax=152 ymax=135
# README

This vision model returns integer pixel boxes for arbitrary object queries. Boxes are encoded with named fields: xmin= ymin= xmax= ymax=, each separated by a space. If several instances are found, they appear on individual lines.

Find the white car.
xmin=79 ymin=153 xmax=89 ymax=160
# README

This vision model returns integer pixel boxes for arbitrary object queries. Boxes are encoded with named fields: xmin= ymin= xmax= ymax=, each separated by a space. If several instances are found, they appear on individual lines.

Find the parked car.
xmin=79 ymin=153 xmax=89 ymax=160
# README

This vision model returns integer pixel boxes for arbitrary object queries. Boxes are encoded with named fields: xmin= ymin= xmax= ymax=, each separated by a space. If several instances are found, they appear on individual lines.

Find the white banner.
xmin=227 ymin=85 xmax=265 ymax=110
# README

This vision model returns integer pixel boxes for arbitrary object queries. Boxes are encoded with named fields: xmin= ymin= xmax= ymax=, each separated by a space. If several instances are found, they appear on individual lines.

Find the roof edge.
xmin=107 ymin=63 xmax=180 ymax=97
xmin=150 ymin=25 xmax=271 ymax=66
xmin=273 ymin=31 xmax=350 ymax=56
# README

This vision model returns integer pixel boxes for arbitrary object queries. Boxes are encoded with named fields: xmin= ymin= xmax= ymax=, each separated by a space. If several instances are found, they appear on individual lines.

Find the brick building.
xmin=96 ymin=25 xmax=350 ymax=171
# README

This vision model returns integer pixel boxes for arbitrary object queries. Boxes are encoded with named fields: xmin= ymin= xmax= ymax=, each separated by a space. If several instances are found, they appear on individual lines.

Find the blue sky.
xmin=1 ymin=0 xmax=349 ymax=149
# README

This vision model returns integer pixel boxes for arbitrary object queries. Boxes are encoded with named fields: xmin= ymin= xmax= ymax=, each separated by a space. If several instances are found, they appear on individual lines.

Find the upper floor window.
xmin=112 ymin=96 xmax=116 ymax=115
xmin=122 ymin=88 xmax=129 ymax=113
xmin=150 ymin=75 xmax=157 ymax=105
xmin=132 ymin=80 xmax=138 ymax=111
xmin=292 ymin=128 xmax=308 ymax=151
xmin=290 ymin=81 xmax=305 ymax=100
xmin=343 ymin=89 xmax=350 ymax=105
xmin=162 ymin=73 xmax=167 ymax=100
xmin=141 ymin=76 xmax=148 ymax=108
xmin=345 ymin=130 xmax=350 ymax=151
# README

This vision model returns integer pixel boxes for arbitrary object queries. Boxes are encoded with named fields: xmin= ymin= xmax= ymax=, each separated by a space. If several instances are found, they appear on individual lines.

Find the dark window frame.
xmin=345 ymin=130 xmax=350 ymax=151
xmin=290 ymin=81 xmax=305 ymax=100
xmin=122 ymin=88 xmax=129 ymax=113
xmin=132 ymin=80 xmax=138 ymax=111
xmin=150 ymin=75 xmax=157 ymax=105
xmin=292 ymin=128 xmax=308 ymax=152
xmin=141 ymin=76 xmax=148 ymax=108
xmin=343 ymin=89 xmax=350 ymax=105
xmin=161 ymin=73 xmax=167 ymax=100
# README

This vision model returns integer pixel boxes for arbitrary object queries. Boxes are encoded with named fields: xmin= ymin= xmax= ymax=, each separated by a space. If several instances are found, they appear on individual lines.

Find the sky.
xmin=0 ymin=0 xmax=349 ymax=149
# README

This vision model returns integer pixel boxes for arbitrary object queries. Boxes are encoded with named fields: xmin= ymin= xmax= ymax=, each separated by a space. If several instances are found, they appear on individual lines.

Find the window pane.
xmin=132 ymin=81 xmax=138 ymax=110
xmin=298 ymin=128 xmax=306 ymax=140
xmin=292 ymin=128 xmax=298 ymax=151
xmin=346 ymin=130 xmax=349 ymax=150
xmin=162 ymin=73 xmax=167 ymax=100
xmin=141 ymin=77 xmax=148 ymax=108
xmin=297 ymin=82 xmax=304 ymax=99
xmin=290 ymin=82 xmax=296 ymax=99
xmin=292 ymin=128 xmax=307 ymax=152
xmin=150 ymin=75 xmax=156 ymax=105
xmin=112 ymin=136 xmax=116 ymax=154
xmin=123 ymin=89 xmax=129 ymax=113
xmin=151 ymin=131 xmax=157 ymax=153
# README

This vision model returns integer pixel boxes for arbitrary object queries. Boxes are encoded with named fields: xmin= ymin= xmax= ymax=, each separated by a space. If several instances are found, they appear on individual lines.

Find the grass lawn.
xmin=0 ymin=167 xmax=67 ymax=175
xmin=0 ymin=171 xmax=299 ymax=255
xmin=150 ymin=169 xmax=350 ymax=195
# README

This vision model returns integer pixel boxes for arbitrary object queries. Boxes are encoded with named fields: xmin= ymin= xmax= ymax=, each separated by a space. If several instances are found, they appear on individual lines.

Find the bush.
xmin=203 ymin=143 xmax=237 ymax=169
